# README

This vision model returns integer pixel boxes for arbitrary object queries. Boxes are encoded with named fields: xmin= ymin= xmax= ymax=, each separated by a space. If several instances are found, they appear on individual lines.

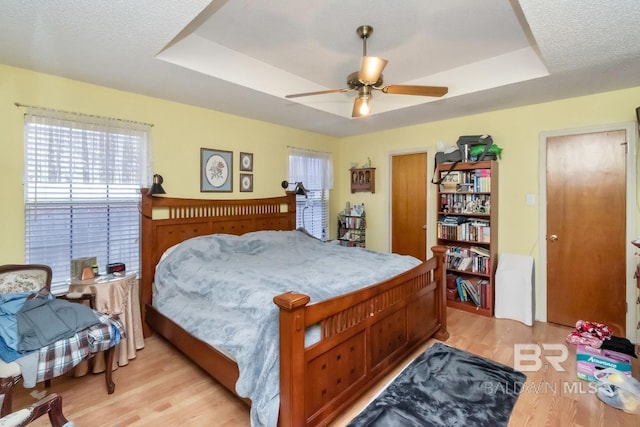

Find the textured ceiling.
xmin=1 ymin=0 xmax=639 ymax=137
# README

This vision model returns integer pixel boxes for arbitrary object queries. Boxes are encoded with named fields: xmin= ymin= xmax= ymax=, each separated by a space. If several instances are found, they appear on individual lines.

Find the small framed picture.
xmin=240 ymin=152 xmax=254 ymax=172
xmin=440 ymin=171 xmax=461 ymax=184
xmin=240 ymin=173 xmax=253 ymax=192
xmin=201 ymin=148 xmax=233 ymax=192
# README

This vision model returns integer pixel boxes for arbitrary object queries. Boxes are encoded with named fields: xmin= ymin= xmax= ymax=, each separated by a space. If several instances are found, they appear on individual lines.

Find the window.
xmin=287 ymin=147 xmax=333 ymax=240
xmin=23 ymin=108 xmax=151 ymax=292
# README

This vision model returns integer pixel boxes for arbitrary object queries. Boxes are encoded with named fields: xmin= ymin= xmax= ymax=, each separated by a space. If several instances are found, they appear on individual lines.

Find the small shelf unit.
xmin=338 ymin=213 xmax=366 ymax=248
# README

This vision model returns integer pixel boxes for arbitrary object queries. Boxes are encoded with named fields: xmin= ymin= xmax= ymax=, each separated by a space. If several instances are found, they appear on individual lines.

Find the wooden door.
xmin=391 ymin=153 xmax=428 ymax=261
xmin=546 ymin=130 xmax=627 ymax=335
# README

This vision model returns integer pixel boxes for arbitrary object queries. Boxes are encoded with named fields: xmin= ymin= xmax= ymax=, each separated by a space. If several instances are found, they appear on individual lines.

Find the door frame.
xmin=386 ymin=147 xmax=433 ymax=255
xmin=538 ymin=122 xmax=637 ymax=340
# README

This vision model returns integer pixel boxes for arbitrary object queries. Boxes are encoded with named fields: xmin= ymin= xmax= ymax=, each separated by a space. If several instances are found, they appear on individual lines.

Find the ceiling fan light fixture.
xmin=359 ymin=98 xmax=370 ymax=115
xmin=358 ymin=86 xmax=372 ymax=115
xmin=359 ymin=56 xmax=388 ymax=85
xmin=352 ymin=86 xmax=372 ymax=117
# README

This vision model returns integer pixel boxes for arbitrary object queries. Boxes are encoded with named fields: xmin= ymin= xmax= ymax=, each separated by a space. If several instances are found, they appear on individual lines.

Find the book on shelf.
xmin=449 ymin=275 xmax=491 ymax=309
xmin=461 ymin=279 xmax=481 ymax=307
xmin=455 ymin=277 xmax=467 ymax=302
xmin=439 ymin=194 xmax=491 ymax=214
xmin=474 ymin=169 xmax=491 ymax=192
xmin=468 ymin=217 xmax=490 ymax=226
xmin=470 ymin=246 xmax=490 ymax=257
xmin=457 ymin=257 xmax=473 ymax=271
xmin=446 ymin=246 xmax=490 ymax=274
xmin=478 ymin=279 xmax=490 ymax=308
xmin=438 ymin=221 xmax=490 ymax=243
xmin=440 ymin=215 xmax=468 ymax=225
xmin=468 ymin=219 xmax=491 ymax=243
xmin=451 ymin=276 xmax=491 ymax=308
xmin=339 ymin=215 xmax=365 ymax=229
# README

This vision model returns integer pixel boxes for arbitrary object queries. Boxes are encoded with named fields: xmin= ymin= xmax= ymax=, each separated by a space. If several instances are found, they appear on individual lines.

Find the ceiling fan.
xmin=285 ymin=25 xmax=448 ymax=118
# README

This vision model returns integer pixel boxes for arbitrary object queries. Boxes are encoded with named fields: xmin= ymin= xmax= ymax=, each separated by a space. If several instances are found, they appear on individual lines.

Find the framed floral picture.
xmin=240 ymin=173 xmax=253 ymax=192
xmin=201 ymin=148 xmax=233 ymax=192
xmin=240 ymin=152 xmax=254 ymax=172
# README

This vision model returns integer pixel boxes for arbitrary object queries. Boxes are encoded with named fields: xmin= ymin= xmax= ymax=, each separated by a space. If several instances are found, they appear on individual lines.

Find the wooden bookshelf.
xmin=436 ymin=160 xmax=498 ymax=317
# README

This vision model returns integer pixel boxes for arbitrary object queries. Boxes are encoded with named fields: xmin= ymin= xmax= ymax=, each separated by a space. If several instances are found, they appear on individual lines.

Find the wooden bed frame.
xmin=140 ymin=189 xmax=449 ymax=426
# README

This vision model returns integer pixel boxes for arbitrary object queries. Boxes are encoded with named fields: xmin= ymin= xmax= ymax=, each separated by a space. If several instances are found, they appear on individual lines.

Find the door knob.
xmin=548 ymin=234 xmax=558 ymax=242
xmin=422 ymin=225 xmax=427 ymax=230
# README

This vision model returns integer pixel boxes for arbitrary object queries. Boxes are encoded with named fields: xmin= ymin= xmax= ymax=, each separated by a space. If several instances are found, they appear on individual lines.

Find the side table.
xmin=68 ymin=273 xmax=144 ymax=370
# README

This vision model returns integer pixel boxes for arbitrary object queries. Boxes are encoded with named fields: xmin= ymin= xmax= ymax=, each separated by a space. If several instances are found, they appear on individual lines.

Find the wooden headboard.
xmin=139 ymin=188 xmax=297 ymax=336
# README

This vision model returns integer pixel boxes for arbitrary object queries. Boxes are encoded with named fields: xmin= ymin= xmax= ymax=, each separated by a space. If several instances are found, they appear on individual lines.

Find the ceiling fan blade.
xmin=285 ymin=88 xmax=352 ymax=99
xmin=359 ymin=56 xmax=388 ymax=85
xmin=352 ymin=97 xmax=364 ymax=118
xmin=381 ymin=85 xmax=448 ymax=97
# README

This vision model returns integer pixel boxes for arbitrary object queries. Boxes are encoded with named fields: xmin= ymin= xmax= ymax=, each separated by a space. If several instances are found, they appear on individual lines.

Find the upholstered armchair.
xmin=0 ymin=264 xmax=52 ymax=417
xmin=0 ymin=377 xmax=71 ymax=427
xmin=0 ymin=264 xmax=95 ymax=310
xmin=0 ymin=264 xmax=113 ymax=418
xmin=0 ymin=264 xmax=52 ymax=296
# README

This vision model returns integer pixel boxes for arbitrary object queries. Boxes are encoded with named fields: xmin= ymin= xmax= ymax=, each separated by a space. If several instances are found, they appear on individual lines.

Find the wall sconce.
xmin=281 ymin=180 xmax=307 ymax=197
xmin=148 ymin=174 xmax=166 ymax=196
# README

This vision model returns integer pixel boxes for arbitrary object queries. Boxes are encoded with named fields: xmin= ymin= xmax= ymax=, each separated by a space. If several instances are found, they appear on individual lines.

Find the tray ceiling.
xmin=1 ymin=0 xmax=639 ymax=137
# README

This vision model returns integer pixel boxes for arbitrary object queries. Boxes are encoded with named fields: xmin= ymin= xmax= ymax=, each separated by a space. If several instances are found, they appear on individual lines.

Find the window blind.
xmin=287 ymin=148 xmax=333 ymax=241
xmin=23 ymin=110 xmax=150 ymax=292
xmin=296 ymin=190 xmax=329 ymax=240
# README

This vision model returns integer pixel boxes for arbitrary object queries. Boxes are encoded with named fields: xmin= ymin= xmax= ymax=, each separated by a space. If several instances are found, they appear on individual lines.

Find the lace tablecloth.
xmin=68 ymin=273 xmax=144 ymax=372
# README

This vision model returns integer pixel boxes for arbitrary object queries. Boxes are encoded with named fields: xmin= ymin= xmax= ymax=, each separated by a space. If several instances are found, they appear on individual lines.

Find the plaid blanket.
xmin=33 ymin=313 xmax=124 ymax=384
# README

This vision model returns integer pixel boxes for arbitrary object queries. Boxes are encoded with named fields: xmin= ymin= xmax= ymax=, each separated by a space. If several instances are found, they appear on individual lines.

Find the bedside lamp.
xmin=281 ymin=180 xmax=307 ymax=197
xmin=148 ymin=174 xmax=166 ymax=196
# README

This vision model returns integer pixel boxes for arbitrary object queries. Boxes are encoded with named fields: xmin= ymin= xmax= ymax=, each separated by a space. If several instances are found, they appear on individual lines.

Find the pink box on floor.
xmin=576 ymin=344 xmax=632 ymax=382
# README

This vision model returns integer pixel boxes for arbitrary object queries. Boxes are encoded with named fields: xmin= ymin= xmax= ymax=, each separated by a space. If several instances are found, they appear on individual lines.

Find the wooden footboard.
xmin=274 ymin=246 xmax=448 ymax=427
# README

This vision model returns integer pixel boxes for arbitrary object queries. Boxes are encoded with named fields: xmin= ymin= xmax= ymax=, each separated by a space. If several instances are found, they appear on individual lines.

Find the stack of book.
xmin=474 ymin=169 xmax=491 ymax=192
xmin=437 ymin=217 xmax=490 ymax=243
xmin=339 ymin=215 xmax=365 ymax=229
xmin=469 ymin=246 xmax=491 ymax=274
xmin=467 ymin=218 xmax=491 ymax=243
xmin=446 ymin=246 xmax=491 ymax=274
xmin=439 ymin=193 xmax=491 ymax=215
xmin=455 ymin=277 xmax=491 ymax=308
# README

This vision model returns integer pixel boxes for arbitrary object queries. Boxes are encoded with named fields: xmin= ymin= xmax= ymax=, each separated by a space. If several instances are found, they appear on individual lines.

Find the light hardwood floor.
xmin=11 ymin=308 xmax=640 ymax=426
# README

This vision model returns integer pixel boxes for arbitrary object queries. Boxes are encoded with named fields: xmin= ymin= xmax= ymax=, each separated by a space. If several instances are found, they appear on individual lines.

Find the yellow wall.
xmin=0 ymin=64 xmax=338 ymax=262
xmin=333 ymin=87 xmax=639 ymax=330
xmin=2 ymin=64 xmax=639 ymax=325
xmin=335 ymin=87 xmax=640 ymax=256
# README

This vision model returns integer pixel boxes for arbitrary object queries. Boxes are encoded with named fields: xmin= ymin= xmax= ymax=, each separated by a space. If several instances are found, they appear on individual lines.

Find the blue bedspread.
xmin=153 ymin=229 xmax=421 ymax=427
